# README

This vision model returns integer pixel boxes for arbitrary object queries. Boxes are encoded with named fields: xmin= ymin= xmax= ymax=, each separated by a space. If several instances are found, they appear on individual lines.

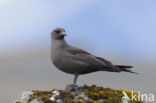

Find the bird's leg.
xmin=72 ymin=74 xmax=79 ymax=90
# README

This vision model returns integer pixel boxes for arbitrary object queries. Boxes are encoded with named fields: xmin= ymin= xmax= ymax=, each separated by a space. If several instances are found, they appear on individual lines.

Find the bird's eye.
xmin=55 ymin=30 xmax=60 ymax=34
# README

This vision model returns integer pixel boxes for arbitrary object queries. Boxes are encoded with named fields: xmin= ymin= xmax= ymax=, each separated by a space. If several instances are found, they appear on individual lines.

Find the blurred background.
xmin=0 ymin=0 xmax=156 ymax=103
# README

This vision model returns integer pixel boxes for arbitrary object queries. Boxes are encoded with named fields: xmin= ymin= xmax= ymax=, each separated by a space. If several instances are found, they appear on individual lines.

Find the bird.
xmin=50 ymin=27 xmax=137 ymax=90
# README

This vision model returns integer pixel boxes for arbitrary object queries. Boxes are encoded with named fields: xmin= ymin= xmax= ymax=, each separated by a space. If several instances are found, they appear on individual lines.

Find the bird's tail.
xmin=115 ymin=65 xmax=139 ymax=74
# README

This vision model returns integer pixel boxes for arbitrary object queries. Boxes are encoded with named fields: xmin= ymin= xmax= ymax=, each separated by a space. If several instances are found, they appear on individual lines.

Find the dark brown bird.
xmin=51 ymin=27 xmax=137 ymax=90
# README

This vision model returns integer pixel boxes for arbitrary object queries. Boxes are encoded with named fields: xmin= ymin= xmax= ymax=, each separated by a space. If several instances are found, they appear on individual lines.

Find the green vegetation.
xmin=15 ymin=85 xmax=143 ymax=103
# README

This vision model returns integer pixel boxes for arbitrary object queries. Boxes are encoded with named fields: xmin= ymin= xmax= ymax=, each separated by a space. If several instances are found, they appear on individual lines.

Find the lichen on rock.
xmin=14 ymin=85 xmax=143 ymax=103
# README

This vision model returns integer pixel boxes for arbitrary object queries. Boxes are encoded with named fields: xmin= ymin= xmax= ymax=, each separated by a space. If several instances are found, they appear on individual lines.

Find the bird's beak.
xmin=62 ymin=34 xmax=67 ymax=36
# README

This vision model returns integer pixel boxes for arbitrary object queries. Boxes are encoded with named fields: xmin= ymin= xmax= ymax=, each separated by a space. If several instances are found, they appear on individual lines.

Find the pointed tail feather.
xmin=115 ymin=65 xmax=133 ymax=68
xmin=115 ymin=65 xmax=139 ymax=74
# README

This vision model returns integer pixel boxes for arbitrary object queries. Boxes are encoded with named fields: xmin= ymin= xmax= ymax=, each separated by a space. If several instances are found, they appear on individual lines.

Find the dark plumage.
xmin=51 ymin=28 xmax=137 ymax=90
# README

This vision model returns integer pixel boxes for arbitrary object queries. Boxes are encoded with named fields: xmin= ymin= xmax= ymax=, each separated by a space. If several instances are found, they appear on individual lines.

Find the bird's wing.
xmin=95 ymin=56 xmax=112 ymax=65
xmin=65 ymin=46 xmax=90 ymax=55
xmin=95 ymin=56 xmax=136 ymax=73
xmin=65 ymin=46 xmax=114 ymax=71
xmin=94 ymin=56 xmax=120 ymax=71
xmin=65 ymin=46 xmax=135 ymax=73
xmin=66 ymin=46 xmax=111 ymax=66
xmin=66 ymin=46 xmax=122 ymax=72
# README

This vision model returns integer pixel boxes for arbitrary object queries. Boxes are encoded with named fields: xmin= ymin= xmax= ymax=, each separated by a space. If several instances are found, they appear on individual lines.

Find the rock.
xmin=13 ymin=85 xmax=143 ymax=103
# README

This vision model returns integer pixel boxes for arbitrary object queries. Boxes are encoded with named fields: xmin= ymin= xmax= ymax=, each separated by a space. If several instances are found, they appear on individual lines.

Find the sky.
xmin=0 ymin=0 xmax=156 ymax=103
xmin=0 ymin=0 xmax=156 ymax=61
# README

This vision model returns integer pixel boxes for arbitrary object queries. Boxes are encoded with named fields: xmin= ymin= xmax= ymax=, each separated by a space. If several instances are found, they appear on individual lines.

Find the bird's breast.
xmin=51 ymin=50 xmax=69 ymax=71
xmin=51 ymin=50 xmax=88 ymax=74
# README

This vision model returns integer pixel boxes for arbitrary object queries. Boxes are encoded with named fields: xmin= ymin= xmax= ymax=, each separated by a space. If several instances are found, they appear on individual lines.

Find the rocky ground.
xmin=14 ymin=85 xmax=143 ymax=103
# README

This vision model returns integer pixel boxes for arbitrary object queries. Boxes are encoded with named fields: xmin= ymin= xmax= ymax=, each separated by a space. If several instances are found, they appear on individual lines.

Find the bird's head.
xmin=51 ymin=28 xmax=67 ymax=40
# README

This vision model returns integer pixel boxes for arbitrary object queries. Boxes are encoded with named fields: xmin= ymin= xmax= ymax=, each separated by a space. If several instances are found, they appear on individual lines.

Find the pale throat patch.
xmin=61 ymin=31 xmax=65 ymax=34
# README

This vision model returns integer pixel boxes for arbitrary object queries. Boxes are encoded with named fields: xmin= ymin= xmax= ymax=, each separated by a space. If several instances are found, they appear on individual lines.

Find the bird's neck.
xmin=52 ymin=39 xmax=68 ymax=49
